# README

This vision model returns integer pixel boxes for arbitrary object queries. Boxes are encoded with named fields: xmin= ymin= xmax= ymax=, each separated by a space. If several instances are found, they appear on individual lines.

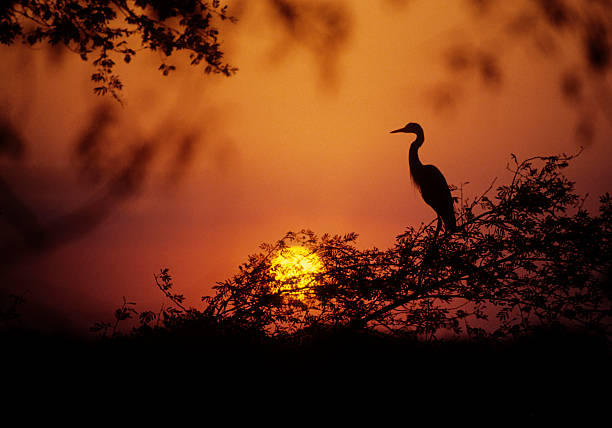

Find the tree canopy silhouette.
xmin=96 ymin=152 xmax=611 ymax=343
xmin=0 ymin=0 xmax=237 ymax=101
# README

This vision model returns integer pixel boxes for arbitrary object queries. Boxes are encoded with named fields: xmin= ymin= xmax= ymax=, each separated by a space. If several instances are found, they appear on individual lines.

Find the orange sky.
xmin=1 ymin=1 xmax=611 ymax=333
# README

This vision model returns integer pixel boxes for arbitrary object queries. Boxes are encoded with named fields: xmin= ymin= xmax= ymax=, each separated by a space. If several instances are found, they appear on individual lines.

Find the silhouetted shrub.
xmin=99 ymin=152 xmax=610 ymax=346
xmin=196 ymin=152 xmax=611 ymax=342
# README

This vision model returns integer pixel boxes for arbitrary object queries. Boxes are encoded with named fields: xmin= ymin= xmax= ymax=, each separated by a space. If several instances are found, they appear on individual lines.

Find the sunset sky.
xmin=1 ymin=0 xmax=611 ymax=333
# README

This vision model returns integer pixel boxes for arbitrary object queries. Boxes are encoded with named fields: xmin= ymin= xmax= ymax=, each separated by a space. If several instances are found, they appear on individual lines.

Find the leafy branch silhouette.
xmin=97 ymin=152 xmax=611 ymax=343
xmin=1 ymin=0 xmax=237 ymax=101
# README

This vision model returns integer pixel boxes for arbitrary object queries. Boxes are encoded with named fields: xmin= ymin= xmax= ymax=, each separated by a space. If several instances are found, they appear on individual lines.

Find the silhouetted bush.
xmin=85 ymin=152 xmax=611 ymax=352
xmin=189 ymin=152 xmax=610 ymax=342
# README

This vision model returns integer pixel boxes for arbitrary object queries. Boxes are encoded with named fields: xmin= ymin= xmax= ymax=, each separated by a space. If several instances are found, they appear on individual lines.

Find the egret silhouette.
xmin=390 ymin=122 xmax=456 ymax=234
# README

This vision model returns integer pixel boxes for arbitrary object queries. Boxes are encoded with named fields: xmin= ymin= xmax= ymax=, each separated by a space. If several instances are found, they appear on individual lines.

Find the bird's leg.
xmin=418 ymin=217 xmax=444 ymax=290
xmin=433 ymin=217 xmax=442 ymax=242
xmin=418 ymin=217 xmax=442 ymax=288
xmin=429 ymin=217 xmax=442 ymax=265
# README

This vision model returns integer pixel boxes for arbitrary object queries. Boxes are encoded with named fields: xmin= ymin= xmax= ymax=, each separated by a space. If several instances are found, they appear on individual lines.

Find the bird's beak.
xmin=390 ymin=128 xmax=404 ymax=134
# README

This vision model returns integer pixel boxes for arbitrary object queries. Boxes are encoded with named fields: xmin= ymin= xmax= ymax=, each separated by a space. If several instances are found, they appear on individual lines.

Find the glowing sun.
xmin=269 ymin=246 xmax=324 ymax=300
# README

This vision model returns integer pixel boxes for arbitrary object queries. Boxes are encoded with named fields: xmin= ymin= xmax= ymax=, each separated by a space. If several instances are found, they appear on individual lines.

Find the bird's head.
xmin=390 ymin=122 xmax=423 ymax=135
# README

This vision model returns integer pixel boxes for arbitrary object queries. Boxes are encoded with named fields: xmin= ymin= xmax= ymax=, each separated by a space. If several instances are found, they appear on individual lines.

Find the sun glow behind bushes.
xmin=269 ymin=246 xmax=325 ymax=301
xmin=91 ymin=153 xmax=610 ymax=342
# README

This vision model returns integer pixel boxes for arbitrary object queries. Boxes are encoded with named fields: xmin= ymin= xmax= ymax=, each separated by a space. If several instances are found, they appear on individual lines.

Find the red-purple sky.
xmin=2 ymin=1 xmax=611 ymax=333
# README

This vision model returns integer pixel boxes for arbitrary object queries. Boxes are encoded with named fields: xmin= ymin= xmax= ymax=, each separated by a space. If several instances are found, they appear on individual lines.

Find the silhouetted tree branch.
xmin=1 ymin=0 xmax=237 ymax=101
xmin=197 ymin=151 xmax=610 ymax=340
xmin=99 ymin=152 xmax=611 ymax=343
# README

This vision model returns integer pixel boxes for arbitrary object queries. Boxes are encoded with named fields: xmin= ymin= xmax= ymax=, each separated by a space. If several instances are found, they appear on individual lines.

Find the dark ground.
xmin=3 ymin=323 xmax=610 ymax=421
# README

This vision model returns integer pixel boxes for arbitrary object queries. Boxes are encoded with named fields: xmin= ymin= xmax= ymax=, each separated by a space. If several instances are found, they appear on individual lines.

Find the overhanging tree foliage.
xmin=95 ymin=152 xmax=611 ymax=342
xmin=1 ymin=0 xmax=237 ymax=101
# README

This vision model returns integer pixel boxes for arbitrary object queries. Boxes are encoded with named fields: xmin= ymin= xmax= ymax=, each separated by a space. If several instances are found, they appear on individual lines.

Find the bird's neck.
xmin=408 ymin=134 xmax=424 ymax=175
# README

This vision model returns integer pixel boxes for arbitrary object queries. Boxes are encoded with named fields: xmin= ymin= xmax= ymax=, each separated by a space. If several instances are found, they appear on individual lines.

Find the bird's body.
xmin=391 ymin=122 xmax=456 ymax=232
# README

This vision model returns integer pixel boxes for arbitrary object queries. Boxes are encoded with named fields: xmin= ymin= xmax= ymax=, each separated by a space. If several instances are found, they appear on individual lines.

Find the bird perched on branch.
xmin=390 ymin=122 xmax=456 ymax=234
